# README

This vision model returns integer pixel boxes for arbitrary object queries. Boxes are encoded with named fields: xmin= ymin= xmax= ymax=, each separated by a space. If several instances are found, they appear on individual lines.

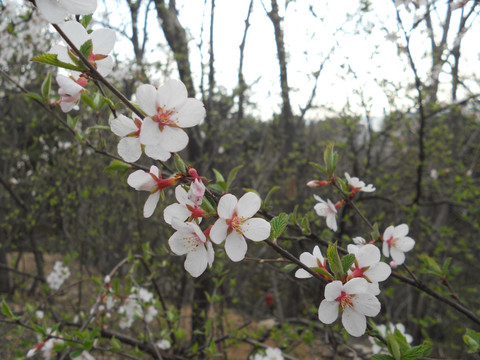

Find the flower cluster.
xmin=370 ymin=322 xmax=413 ymax=354
xmin=118 ymin=287 xmax=158 ymax=329
xmin=46 ymin=260 xmax=71 ymax=290
xmin=252 ymin=347 xmax=284 ymax=360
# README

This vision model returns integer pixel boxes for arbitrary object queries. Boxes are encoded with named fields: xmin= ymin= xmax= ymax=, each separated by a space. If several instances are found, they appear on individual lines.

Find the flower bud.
xmin=307 ymin=180 xmax=329 ymax=188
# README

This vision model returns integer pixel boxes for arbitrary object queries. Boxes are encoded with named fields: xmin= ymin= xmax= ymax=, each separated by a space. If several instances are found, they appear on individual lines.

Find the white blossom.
xmin=46 ymin=261 xmax=70 ymax=290
xmin=210 ymin=192 xmax=271 ymax=262
xmin=295 ymin=245 xmax=327 ymax=279
xmin=36 ymin=0 xmax=97 ymax=23
xmin=382 ymin=224 xmax=415 ymax=265
xmin=313 ymin=195 xmax=338 ymax=231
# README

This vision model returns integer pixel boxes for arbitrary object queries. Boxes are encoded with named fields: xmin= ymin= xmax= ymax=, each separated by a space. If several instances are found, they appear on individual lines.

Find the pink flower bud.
xmin=390 ymin=261 xmax=398 ymax=269
xmin=307 ymin=180 xmax=329 ymax=188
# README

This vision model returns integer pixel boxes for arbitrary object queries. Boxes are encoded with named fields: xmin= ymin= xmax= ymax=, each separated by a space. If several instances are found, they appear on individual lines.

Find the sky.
xmin=96 ymin=0 xmax=480 ymax=125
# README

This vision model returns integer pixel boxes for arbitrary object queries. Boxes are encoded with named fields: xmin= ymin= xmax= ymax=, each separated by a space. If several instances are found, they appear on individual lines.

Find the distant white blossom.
xmin=46 ymin=261 xmax=70 ymax=290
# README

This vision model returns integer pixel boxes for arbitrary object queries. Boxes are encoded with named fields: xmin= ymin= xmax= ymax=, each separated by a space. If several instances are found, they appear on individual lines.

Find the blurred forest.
xmin=1 ymin=0 xmax=480 ymax=359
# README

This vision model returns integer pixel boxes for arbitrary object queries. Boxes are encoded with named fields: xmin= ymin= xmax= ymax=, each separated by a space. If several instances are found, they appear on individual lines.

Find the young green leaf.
xmin=31 ymin=53 xmax=85 ymax=72
xmin=270 ymin=213 xmax=288 ymax=239
xmin=226 ymin=165 xmax=243 ymax=189
xmin=79 ymin=39 xmax=93 ymax=59
xmin=327 ymin=242 xmax=343 ymax=279
xmin=341 ymin=253 xmax=356 ymax=273
xmin=41 ymin=73 xmax=52 ymax=101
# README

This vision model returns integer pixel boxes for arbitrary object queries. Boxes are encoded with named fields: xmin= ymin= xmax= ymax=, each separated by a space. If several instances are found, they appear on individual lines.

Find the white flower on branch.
xmin=313 ymin=195 xmax=338 ymax=231
xmin=110 ymin=114 xmax=171 ymax=162
xmin=164 ymin=185 xmax=206 ymax=225
xmin=382 ymin=224 xmax=415 ymax=265
xmin=295 ymin=245 xmax=327 ymax=279
xmin=137 ymin=80 xmax=206 ymax=153
xmin=168 ymin=219 xmax=214 ymax=277
xmin=51 ymin=21 xmax=116 ymax=77
xmin=46 ymin=260 xmax=70 ymax=290
xmin=318 ymin=278 xmax=381 ymax=337
xmin=210 ymin=192 xmax=271 ymax=262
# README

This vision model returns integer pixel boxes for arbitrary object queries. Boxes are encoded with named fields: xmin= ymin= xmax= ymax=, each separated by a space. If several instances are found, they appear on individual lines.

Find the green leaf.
xmin=270 ymin=213 xmax=288 ymax=239
xmin=1 ymin=300 xmax=17 ymax=320
xmin=25 ymin=92 xmax=45 ymax=103
xmin=41 ymin=73 xmax=52 ymax=100
xmin=309 ymin=161 xmax=329 ymax=176
xmin=103 ymin=96 xmax=115 ymax=109
xmin=67 ymin=115 xmax=79 ymax=129
xmin=371 ymin=355 xmax=395 ymax=360
xmin=226 ymin=165 xmax=243 ymax=189
xmin=81 ymin=92 xmax=95 ymax=110
xmin=283 ymin=263 xmax=297 ymax=273
xmin=341 ymin=253 xmax=356 ymax=273
xmin=209 ymin=184 xmax=225 ymax=193
xmin=105 ymin=160 xmax=131 ymax=174
xmin=88 ymin=125 xmax=110 ymax=131
xmin=327 ymin=242 xmax=343 ymax=279
xmin=387 ymin=333 xmax=401 ymax=360
xmin=310 ymin=266 xmax=333 ymax=279
xmin=31 ymin=53 xmax=85 ymax=72
xmin=263 ymin=186 xmax=280 ymax=209
xmin=80 ymin=14 xmax=93 ymax=28
xmin=212 ymin=168 xmax=225 ymax=183
xmin=79 ymin=39 xmax=93 ymax=59
xmin=371 ymin=222 xmax=380 ymax=241
xmin=201 ymin=194 xmax=217 ymax=215
xmin=71 ymin=349 xmax=84 ymax=358
xmin=111 ymin=337 xmax=122 ymax=351
xmin=93 ymin=91 xmax=105 ymax=110
xmin=174 ymin=153 xmax=187 ymax=174
xmin=402 ymin=341 xmax=432 ymax=359
xmin=323 ymin=142 xmax=337 ymax=175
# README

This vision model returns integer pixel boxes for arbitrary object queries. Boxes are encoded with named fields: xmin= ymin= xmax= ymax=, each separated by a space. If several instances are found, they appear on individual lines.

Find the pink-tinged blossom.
xmin=318 ymin=278 xmax=381 ymax=337
xmin=36 ymin=0 xmax=97 ymax=23
xmin=110 ymin=114 xmax=171 ymax=162
xmin=295 ymin=245 xmax=328 ymax=279
xmin=137 ymin=80 xmax=206 ymax=152
xmin=382 ymin=224 xmax=415 ymax=265
xmin=164 ymin=185 xmax=206 ymax=225
xmin=345 ymin=172 xmax=376 ymax=193
xmin=313 ymin=195 xmax=338 ymax=231
xmin=56 ymin=74 xmax=87 ymax=112
xmin=168 ymin=219 xmax=214 ymax=277
xmin=306 ymin=180 xmax=329 ymax=188
xmin=210 ymin=192 xmax=271 ymax=262
xmin=347 ymin=244 xmax=391 ymax=295
xmin=127 ymin=165 xmax=180 ymax=218
xmin=50 ymin=21 xmax=115 ymax=76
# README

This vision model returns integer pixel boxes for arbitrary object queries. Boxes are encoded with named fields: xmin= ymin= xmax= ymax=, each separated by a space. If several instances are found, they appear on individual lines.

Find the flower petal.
xmin=59 ymin=20 xmax=88 ymax=49
xmin=240 ymin=218 xmax=271 ymax=241
xmin=324 ymin=280 xmax=343 ymax=301
xmin=90 ymin=28 xmax=116 ymax=55
xmin=144 ymin=143 xmax=171 ymax=161
xmin=342 ymin=308 xmax=366 ymax=337
xmin=168 ymin=230 xmax=191 ymax=256
xmin=396 ymin=236 xmax=415 ymax=252
xmin=136 ymin=84 xmax=157 ymax=116
xmin=390 ymin=247 xmax=406 ymax=265
xmin=225 ymin=231 xmax=247 ymax=262
xmin=61 ymin=0 xmax=97 ymax=15
xmin=237 ymin=192 xmax=261 ymax=218
xmin=294 ymin=268 xmax=312 ymax=279
xmin=143 ymin=191 xmax=160 ymax=218
xmin=111 ymin=114 xmax=137 ymax=136
xmin=96 ymin=56 xmax=113 ymax=77
xmin=184 ymin=247 xmax=208 ymax=277
xmin=383 ymin=225 xmax=394 ymax=241
xmin=318 ymin=300 xmax=339 ymax=324
xmin=176 ymin=98 xmax=206 ymax=128
xmin=156 ymin=79 xmax=188 ymax=110
xmin=209 ymin=219 xmax=228 ymax=244
xmin=393 ymin=224 xmax=409 ymax=238
xmin=139 ymin=117 xmax=162 ymax=145
xmin=326 ymin=213 xmax=337 ymax=231
xmin=118 ymin=137 xmax=141 ymax=163
xmin=355 ymin=244 xmax=380 ymax=267
xmin=352 ymin=293 xmax=381 ymax=316
xmin=127 ymin=170 xmax=156 ymax=191
xmin=365 ymin=262 xmax=391 ymax=282
xmin=217 ymin=194 xmax=237 ymax=219
xmin=299 ymin=252 xmax=317 ymax=269
xmin=157 ymin=126 xmax=189 ymax=153
xmin=382 ymin=241 xmax=390 ymax=258
xmin=163 ymin=203 xmax=191 ymax=224
xmin=36 ymin=0 xmax=69 ymax=23
xmin=344 ymin=278 xmax=368 ymax=294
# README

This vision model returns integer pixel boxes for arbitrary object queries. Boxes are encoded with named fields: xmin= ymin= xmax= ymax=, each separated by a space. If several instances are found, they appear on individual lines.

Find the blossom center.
xmin=227 ymin=215 xmax=244 ymax=233
xmin=187 ymin=204 xmax=206 ymax=220
xmin=335 ymin=291 xmax=354 ymax=309
xmin=152 ymin=107 xmax=177 ymax=130
xmin=386 ymin=236 xmax=396 ymax=247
